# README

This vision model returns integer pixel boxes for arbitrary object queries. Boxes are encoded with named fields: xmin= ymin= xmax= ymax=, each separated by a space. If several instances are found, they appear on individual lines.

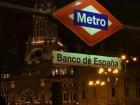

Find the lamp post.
xmin=121 ymin=54 xmax=138 ymax=105
xmin=98 ymin=67 xmax=119 ymax=105
xmin=88 ymin=80 xmax=105 ymax=105
xmin=10 ymin=81 xmax=15 ymax=105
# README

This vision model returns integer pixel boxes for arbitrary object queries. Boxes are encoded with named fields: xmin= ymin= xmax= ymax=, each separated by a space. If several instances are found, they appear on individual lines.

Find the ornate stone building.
xmin=1 ymin=0 xmax=77 ymax=105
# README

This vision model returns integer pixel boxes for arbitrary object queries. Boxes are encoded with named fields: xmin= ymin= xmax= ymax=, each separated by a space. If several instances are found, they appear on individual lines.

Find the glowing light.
xmin=116 ymin=77 xmax=119 ymax=81
xmin=105 ymin=72 xmax=108 ymax=75
xmin=107 ymin=68 xmax=112 ymax=72
xmin=121 ymin=54 xmax=127 ymax=60
xmin=98 ymin=68 xmax=104 ymax=74
xmin=126 ymin=60 xmax=129 ymax=63
xmin=113 ymin=69 xmax=119 ymax=74
xmin=57 ymin=41 xmax=64 ymax=47
xmin=132 ymin=57 xmax=137 ymax=62
xmin=88 ymin=80 xmax=94 ymax=86
xmin=31 ymin=40 xmax=45 ymax=45
xmin=96 ymin=80 xmax=100 ymax=85
xmin=107 ymin=77 xmax=110 ymax=82
xmin=74 ymin=1 xmax=81 ymax=6
xmin=100 ymin=81 xmax=105 ymax=86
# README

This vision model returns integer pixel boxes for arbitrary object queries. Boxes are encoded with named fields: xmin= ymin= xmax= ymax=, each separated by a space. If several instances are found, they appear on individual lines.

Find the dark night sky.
xmin=96 ymin=0 xmax=140 ymax=55
xmin=0 ymin=0 xmax=140 ymax=72
xmin=98 ymin=0 xmax=140 ymax=26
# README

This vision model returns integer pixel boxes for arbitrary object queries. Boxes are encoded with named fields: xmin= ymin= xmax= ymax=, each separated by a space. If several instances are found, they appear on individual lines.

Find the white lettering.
xmin=76 ymin=12 xmax=107 ymax=27
xmin=77 ymin=12 xmax=86 ymax=23
xmin=87 ymin=17 xmax=92 ymax=24
xmin=100 ymin=19 xmax=106 ymax=26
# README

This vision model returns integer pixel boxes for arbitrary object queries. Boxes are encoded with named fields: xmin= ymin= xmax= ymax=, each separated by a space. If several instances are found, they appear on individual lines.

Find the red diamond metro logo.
xmin=53 ymin=0 xmax=124 ymax=46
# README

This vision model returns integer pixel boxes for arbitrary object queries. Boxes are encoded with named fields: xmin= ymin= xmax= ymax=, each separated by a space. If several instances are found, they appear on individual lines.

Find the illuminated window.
xmin=2 ymin=74 xmax=11 ymax=79
xmin=51 ymin=68 xmax=75 ymax=76
xmin=52 ymin=71 xmax=55 ymax=76
xmin=70 ymin=69 xmax=74 ymax=75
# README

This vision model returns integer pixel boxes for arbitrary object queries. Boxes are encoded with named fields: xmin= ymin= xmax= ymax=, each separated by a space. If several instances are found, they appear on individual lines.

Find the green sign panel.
xmin=52 ymin=51 xmax=122 ymax=69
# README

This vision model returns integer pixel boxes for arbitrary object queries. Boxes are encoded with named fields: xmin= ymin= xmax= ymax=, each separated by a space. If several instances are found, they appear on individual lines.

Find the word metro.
xmin=74 ymin=9 xmax=108 ymax=30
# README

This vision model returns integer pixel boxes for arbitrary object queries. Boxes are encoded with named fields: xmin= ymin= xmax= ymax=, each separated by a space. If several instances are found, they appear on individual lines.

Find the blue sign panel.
xmin=74 ymin=10 xmax=108 ymax=30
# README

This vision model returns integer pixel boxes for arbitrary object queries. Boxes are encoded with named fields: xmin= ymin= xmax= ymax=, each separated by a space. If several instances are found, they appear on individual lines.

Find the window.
xmin=63 ymin=83 xmax=67 ymax=88
xmin=82 ymin=90 xmax=86 ymax=99
xmin=92 ymin=88 xmax=96 ymax=97
xmin=136 ymin=87 xmax=140 ymax=98
xmin=126 ymin=78 xmax=130 ymax=84
xmin=70 ymin=69 xmax=74 ymax=75
xmin=82 ymin=81 xmax=85 ymax=87
xmin=63 ymin=92 xmax=68 ymax=102
xmin=126 ymin=87 xmax=129 ymax=96
xmin=71 ymin=83 xmax=76 ymax=87
xmin=72 ymin=92 xmax=76 ymax=102
xmin=2 ymin=74 xmax=11 ymax=79
xmin=111 ymin=87 xmax=116 ymax=97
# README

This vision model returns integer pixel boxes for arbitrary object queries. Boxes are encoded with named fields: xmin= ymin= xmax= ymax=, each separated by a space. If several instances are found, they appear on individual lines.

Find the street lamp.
xmin=100 ymin=81 xmax=106 ymax=86
xmin=97 ymin=67 xmax=119 ymax=105
xmin=98 ymin=68 xmax=104 ymax=74
xmin=112 ymin=69 xmax=119 ymax=74
xmin=121 ymin=54 xmax=138 ymax=105
xmin=10 ymin=81 xmax=15 ymax=105
xmin=88 ymin=80 xmax=106 ymax=105
xmin=88 ymin=80 xmax=94 ymax=87
xmin=98 ymin=67 xmax=119 ymax=75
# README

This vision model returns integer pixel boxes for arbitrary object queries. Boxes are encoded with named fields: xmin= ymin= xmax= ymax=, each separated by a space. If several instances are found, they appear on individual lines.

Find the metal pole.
xmin=125 ymin=25 xmax=140 ymax=32
xmin=0 ymin=2 xmax=52 ymax=16
xmin=0 ymin=72 xmax=1 ymax=96
xmin=1 ymin=2 xmax=140 ymax=33
xmin=95 ymin=87 xmax=97 ymax=105
xmin=107 ymin=84 xmax=109 ymax=105
xmin=124 ymin=63 xmax=127 ymax=105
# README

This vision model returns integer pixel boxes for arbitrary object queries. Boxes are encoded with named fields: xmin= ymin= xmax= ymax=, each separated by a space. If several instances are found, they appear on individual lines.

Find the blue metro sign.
xmin=74 ymin=9 xmax=108 ymax=30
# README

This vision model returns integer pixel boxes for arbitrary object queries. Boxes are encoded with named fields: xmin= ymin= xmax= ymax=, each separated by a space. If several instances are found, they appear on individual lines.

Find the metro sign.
xmin=74 ymin=10 xmax=108 ymax=30
xmin=53 ymin=0 xmax=124 ymax=46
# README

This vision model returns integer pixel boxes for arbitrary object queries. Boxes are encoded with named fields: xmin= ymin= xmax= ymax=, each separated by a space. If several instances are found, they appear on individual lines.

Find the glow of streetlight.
xmin=132 ymin=57 xmax=137 ymax=62
xmin=107 ymin=68 xmax=112 ymax=72
xmin=96 ymin=80 xmax=100 ymax=85
xmin=100 ymin=81 xmax=106 ymax=86
xmin=113 ymin=69 xmax=119 ymax=74
xmin=104 ymin=72 xmax=108 ymax=75
xmin=98 ymin=68 xmax=104 ymax=74
xmin=88 ymin=80 xmax=94 ymax=86
xmin=121 ymin=54 xmax=127 ymax=60
xmin=121 ymin=55 xmax=138 ymax=63
xmin=126 ymin=60 xmax=129 ymax=63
